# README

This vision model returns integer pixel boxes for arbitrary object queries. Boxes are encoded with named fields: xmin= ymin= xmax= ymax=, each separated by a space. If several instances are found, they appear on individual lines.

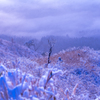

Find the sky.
xmin=0 ymin=0 xmax=100 ymax=39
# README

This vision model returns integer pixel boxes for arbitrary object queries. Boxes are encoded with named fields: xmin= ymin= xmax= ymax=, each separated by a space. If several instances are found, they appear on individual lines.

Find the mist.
xmin=0 ymin=0 xmax=100 ymax=39
xmin=0 ymin=1 xmax=100 ymax=99
xmin=1 ymin=34 xmax=100 ymax=55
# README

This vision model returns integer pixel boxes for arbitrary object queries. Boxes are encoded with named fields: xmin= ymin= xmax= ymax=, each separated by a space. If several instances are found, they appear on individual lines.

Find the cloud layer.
xmin=0 ymin=0 xmax=100 ymax=39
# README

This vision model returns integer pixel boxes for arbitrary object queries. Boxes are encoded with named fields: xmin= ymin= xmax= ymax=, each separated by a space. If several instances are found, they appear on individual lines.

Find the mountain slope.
xmin=0 ymin=39 xmax=100 ymax=99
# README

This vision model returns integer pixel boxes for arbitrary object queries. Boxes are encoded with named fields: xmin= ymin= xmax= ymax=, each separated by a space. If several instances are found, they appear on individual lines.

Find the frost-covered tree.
xmin=47 ymin=38 xmax=56 ymax=64
xmin=25 ymin=39 xmax=41 ymax=51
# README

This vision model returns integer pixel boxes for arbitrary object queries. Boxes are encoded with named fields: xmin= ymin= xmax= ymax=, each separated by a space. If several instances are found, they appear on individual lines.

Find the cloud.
xmin=0 ymin=0 xmax=100 ymax=38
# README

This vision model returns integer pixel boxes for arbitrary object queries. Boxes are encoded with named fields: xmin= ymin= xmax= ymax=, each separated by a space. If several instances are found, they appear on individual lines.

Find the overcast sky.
xmin=0 ymin=0 xmax=100 ymax=39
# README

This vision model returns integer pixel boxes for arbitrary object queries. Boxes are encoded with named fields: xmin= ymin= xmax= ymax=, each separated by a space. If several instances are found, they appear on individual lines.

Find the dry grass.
xmin=0 ymin=46 xmax=100 ymax=99
xmin=33 ymin=48 xmax=98 ymax=71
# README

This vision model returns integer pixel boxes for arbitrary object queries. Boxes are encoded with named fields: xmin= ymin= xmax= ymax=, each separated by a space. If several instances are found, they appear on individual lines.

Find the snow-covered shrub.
xmin=0 ymin=64 xmax=64 ymax=100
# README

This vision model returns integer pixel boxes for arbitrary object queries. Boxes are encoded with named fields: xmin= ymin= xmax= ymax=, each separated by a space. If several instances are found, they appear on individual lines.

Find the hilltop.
xmin=0 ymin=39 xmax=100 ymax=99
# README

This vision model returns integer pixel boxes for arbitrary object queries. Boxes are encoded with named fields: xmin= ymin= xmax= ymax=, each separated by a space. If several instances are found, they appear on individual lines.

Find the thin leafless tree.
xmin=47 ymin=38 xmax=56 ymax=64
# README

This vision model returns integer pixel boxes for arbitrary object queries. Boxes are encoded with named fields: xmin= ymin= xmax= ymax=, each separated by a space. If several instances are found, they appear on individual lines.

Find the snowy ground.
xmin=0 ymin=39 xmax=100 ymax=100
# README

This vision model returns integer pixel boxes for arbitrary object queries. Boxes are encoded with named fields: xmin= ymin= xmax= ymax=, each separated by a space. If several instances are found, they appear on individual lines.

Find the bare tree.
xmin=47 ymin=38 xmax=56 ymax=64
xmin=25 ymin=39 xmax=41 ymax=51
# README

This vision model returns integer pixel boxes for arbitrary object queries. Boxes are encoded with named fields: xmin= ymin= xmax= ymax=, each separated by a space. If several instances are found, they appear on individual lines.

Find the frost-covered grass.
xmin=1 ymin=39 xmax=100 ymax=99
xmin=0 ymin=64 xmax=67 ymax=100
xmin=1 ymin=63 xmax=100 ymax=100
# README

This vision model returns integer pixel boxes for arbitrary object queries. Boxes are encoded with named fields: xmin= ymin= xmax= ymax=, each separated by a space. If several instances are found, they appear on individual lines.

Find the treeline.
xmin=0 ymin=34 xmax=100 ymax=54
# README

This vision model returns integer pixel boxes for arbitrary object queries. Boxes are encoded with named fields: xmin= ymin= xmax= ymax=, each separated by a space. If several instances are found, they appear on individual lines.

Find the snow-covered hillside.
xmin=0 ymin=39 xmax=100 ymax=100
xmin=0 ymin=38 xmax=39 ymax=58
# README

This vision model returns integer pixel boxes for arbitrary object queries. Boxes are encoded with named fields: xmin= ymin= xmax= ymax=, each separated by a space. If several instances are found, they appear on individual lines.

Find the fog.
xmin=0 ymin=0 xmax=100 ymax=39
xmin=0 ymin=0 xmax=100 ymax=53
xmin=1 ymin=34 xmax=100 ymax=54
xmin=1 ymin=1 xmax=100 ymax=100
